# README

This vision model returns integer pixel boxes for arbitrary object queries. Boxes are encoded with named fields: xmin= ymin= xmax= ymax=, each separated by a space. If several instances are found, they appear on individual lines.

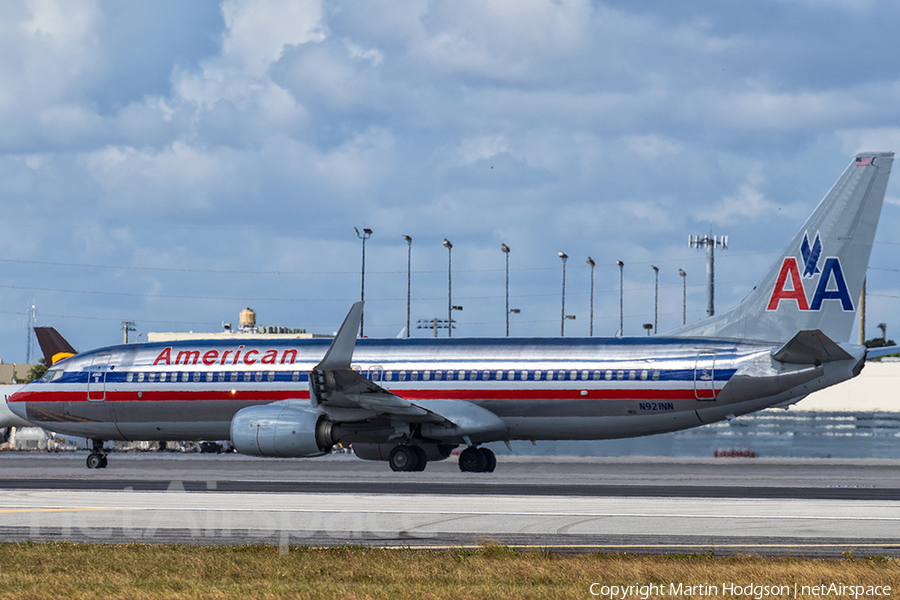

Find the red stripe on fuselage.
xmin=15 ymin=387 xmax=716 ymax=403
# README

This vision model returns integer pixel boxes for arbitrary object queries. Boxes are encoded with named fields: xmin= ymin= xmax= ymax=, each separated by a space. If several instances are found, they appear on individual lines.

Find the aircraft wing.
xmin=308 ymin=302 xmax=507 ymax=438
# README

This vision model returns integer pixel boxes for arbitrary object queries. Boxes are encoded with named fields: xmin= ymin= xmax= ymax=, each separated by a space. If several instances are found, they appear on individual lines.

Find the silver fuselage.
xmin=8 ymin=335 xmax=864 ymax=444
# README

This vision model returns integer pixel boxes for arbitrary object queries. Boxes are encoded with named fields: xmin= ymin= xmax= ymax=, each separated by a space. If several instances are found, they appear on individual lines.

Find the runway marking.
xmin=0 ymin=508 xmax=138 ymax=514
xmin=2 ymin=505 xmax=898 ymax=521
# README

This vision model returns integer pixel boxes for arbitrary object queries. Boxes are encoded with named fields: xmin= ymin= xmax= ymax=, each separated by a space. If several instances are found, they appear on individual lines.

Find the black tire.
xmin=86 ymin=453 xmax=103 ymax=469
xmin=412 ymin=446 xmax=427 ymax=471
xmin=389 ymin=445 xmax=418 ymax=472
xmin=480 ymin=447 xmax=496 ymax=473
xmin=458 ymin=447 xmax=487 ymax=472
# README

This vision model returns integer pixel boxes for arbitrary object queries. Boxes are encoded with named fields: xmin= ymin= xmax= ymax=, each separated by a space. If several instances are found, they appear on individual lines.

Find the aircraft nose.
xmin=7 ymin=390 xmax=30 ymax=419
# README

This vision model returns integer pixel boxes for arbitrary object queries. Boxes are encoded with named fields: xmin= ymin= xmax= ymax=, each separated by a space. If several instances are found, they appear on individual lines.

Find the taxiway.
xmin=0 ymin=453 xmax=897 ymax=556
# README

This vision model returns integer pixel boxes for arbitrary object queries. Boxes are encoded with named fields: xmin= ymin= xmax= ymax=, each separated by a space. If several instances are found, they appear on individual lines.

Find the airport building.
xmin=147 ymin=308 xmax=331 ymax=343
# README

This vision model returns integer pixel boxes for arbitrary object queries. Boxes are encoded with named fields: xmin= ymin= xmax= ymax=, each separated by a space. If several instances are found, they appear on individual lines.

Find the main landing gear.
xmin=389 ymin=444 xmax=427 ymax=472
xmin=86 ymin=438 xmax=108 ymax=469
xmin=458 ymin=446 xmax=496 ymax=473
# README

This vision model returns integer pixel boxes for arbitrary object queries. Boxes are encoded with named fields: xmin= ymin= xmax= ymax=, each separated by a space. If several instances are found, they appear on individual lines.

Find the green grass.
xmin=0 ymin=542 xmax=896 ymax=599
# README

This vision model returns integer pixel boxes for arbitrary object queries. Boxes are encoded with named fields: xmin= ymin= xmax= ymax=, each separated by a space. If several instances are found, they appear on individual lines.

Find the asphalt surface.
xmin=1 ymin=452 xmax=898 ymax=556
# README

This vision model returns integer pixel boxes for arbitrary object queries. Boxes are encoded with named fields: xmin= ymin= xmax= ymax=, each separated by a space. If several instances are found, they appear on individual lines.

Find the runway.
xmin=1 ymin=452 xmax=898 ymax=556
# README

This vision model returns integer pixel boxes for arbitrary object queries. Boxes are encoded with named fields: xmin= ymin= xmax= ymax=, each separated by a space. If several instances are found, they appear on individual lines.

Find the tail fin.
xmin=668 ymin=152 xmax=893 ymax=342
xmin=34 ymin=327 xmax=77 ymax=365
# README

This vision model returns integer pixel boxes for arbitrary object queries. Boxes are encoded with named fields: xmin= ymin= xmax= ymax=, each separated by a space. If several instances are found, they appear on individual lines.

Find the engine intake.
xmin=230 ymin=404 xmax=335 ymax=457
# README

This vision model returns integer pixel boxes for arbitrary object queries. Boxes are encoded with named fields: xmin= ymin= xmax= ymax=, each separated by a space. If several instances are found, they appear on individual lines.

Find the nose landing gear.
xmin=86 ymin=438 xmax=108 ymax=469
xmin=458 ymin=446 xmax=496 ymax=473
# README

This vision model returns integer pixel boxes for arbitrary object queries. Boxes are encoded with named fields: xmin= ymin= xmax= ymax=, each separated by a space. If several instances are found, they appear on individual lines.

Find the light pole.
xmin=354 ymin=227 xmax=373 ymax=337
xmin=443 ymin=239 xmax=453 ymax=337
xmin=402 ymin=235 xmax=412 ymax=337
xmin=586 ymin=257 xmax=595 ymax=336
xmin=558 ymin=252 xmax=568 ymax=336
xmin=616 ymin=260 xmax=624 ymax=336
xmin=501 ymin=244 xmax=510 ymax=336
xmin=651 ymin=265 xmax=659 ymax=334
xmin=679 ymin=268 xmax=687 ymax=325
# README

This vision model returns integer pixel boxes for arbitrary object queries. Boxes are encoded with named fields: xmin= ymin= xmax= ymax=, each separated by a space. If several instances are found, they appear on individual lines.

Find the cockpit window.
xmin=40 ymin=369 xmax=63 ymax=382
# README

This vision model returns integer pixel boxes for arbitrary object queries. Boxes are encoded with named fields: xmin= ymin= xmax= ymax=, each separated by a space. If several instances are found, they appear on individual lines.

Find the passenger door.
xmin=86 ymin=354 xmax=111 ymax=402
xmin=693 ymin=351 xmax=717 ymax=400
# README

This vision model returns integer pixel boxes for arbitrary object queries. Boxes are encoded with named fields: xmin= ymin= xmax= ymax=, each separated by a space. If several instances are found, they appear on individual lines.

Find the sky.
xmin=1 ymin=0 xmax=900 ymax=362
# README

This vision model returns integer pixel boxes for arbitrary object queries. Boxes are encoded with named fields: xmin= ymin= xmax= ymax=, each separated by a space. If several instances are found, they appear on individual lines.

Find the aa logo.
xmin=766 ymin=232 xmax=853 ymax=312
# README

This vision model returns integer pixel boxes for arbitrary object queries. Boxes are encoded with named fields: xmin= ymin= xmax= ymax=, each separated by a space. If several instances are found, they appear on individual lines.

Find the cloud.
xmin=220 ymin=0 xmax=325 ymax=77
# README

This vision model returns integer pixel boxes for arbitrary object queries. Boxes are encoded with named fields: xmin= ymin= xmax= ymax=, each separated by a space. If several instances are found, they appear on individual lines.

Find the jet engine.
xmin=352 ymin=442 xmax=456 ymax=462
xmin=230 ymin=404 xmax=335 ymax=458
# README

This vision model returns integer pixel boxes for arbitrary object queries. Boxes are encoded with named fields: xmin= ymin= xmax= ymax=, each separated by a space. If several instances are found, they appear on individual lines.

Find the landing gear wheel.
xmin=412 ymin=445 xmax=427 ymax=471
xmin=458 ymin=446 xmax=488 ymax=472
xmin=86 ymin=453 xmax=106 ymax=469
xmin=389 ymin=445 xmax=420 ymax=472
xmin=480 ymin=447 xmax=496 ymax=473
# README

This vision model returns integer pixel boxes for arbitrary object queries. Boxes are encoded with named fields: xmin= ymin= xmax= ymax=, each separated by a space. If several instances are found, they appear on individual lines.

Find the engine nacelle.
xmin=230 ymin=404 xmax=333 ymax=458
xmin=352 ymin=442 xmax=456 ymax=462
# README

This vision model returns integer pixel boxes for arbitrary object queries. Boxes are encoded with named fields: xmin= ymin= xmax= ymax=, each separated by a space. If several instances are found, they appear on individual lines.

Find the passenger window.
xmin=231 ymin=372 xmax=238 ymax=382
xmin=292 ymin=371 xmax=300 ymax=382
xmin=640 ymin=370 xmax=648 ymax=381
xmin=243 ymin=372 xmax=251 ymax=382
xmin=182 ymin=372 xmax=190 ymax=383
xmin=423 ymin=371 xmax=431 ymax=381
xmin=193 ymin=372 xmax=201 ymax=383
xmin=495 ymin=370 xmax=503 ymax=381
xmin=482 ymin=370 xmax=490 ymax=381
xmin=267 ymin=372 xmax=274 ymax=382
xmin=434 ymin=370 xmax=442 ymax=381
xmin=469 ymin=371 xmax=477 ymax=381
xmin=592 ymin=370 xmax=601 ymax=381
xmin=399 ymin=371 xmax=406 ymax=381
xmin=206 ymin=372 xmax=213 ymax=382
xmin=254 ymin=372 xmax=262 ymax=382
xmin=616 ymin=371 xmax=624 ymax=381
xmin=508 ymin=370 xmax=516 ymax=381
xmin=410 ymin=370 xmax=418 ymax=381
xmin=628 ymin=370 xmax=636 ymax=380
xmin=126 ymin=372 xmax=134 ymax=383
xmin=605 ymin=370 xmax=612 ymax=380
xmin=652 ymin=370 xmax=660 ymax=381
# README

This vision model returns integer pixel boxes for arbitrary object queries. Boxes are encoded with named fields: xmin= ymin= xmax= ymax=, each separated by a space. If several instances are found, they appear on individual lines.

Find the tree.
xmin=865 ymin=337 xmax=898 ymax=361
xmin=17 ymin=358 xmax=48 ymax=383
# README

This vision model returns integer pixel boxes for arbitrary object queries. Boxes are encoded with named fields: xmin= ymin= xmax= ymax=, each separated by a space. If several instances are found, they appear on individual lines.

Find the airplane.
xmin=7 ymin=152 xmax=896 ymax=472
xmin=1 ymin=383 xmax=29 ymax=446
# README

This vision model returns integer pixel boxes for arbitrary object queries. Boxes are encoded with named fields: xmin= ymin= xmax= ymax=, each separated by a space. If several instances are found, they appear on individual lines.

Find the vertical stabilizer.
xmin=667 ymin=152 xmax=893 ymax=342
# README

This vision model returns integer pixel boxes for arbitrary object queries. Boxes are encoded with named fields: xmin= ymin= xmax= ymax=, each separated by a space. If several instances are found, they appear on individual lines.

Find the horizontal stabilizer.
xmin=866 ymin=345 xmax=900 ymax=360
xmin=771 ymin=330 xmax=853 ymax=365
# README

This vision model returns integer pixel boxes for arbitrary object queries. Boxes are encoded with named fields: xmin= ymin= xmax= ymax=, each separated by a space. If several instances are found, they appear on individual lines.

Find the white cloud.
xmin=221 ymin=0 xmax=325 ymax=77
